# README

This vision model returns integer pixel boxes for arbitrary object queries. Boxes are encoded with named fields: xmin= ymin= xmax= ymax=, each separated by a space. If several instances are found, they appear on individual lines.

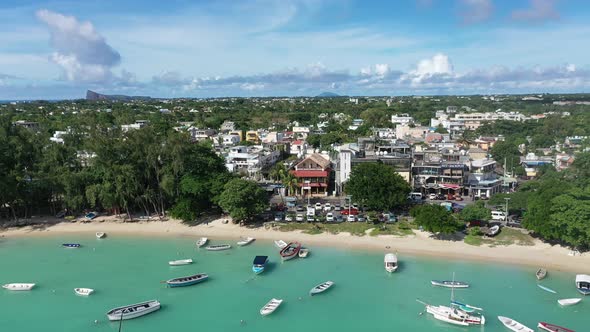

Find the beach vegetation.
xmin=217 ymin=178 xmax=268 ymax=222
xmin=460 ymin=201 xmax=490 ymax=221
xmin=410 ymin=204 xmax=462 ymax=234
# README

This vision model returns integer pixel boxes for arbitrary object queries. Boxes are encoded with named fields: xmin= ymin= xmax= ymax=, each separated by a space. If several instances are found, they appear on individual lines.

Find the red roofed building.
xmin=290 ymin=153 xmax=331 ymax=196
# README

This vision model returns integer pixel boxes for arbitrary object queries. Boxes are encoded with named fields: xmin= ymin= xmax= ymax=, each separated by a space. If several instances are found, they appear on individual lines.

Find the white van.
xmin=491 ymin=210 xmax=506 ymax=221
xmin=408 ymin=192 xmax=423 ymax=201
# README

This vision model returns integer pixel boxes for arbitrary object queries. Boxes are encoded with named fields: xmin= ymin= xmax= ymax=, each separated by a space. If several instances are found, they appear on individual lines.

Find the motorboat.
xmin=2 ymin=283 xmax=35 ymax=291
xmin=298 ymin=248 xmax=309 ymax=258
xmin=309 ymin=281 xmax=334 ymax=295
xmin=196 ymin=237 xmax=208 ymax=247
xmin=106 ymin=300 xmax=161 ymax=321
xmin=536 ymin=268 xmax=547 ymax=280
xmin=74 ymin=288 xmax=94 ymax=296
xmin=166 ymin=273 xmax=208 ymax=287
xmin=557 ymin=298 xmax=582 ymax=306
xmin=497 ymin=316 xmax=533 ymax=332
xmin=206 ymin=244 xmax=231 ymax=251
xmin=85 ymin=212 xmax=97 ymax=221
xmin=431 ymin=280 xmax=469 ymax=288
xmin=62 ymin=243 xmax=81 ymax=248
xmin=252 ymin=256 xmax=269 ymax=274
xmin=486 ymin=225 xmax=500 ymax=237
xmin=96 ymin=232 xmax=106 ymax=239
xmin=237 ymin=237 xmax=255 ymax=246
xmin=537 ymin=322 xmax=575 ymax=332
xmin=279 ymin=242 xmax=301 ymax=261
xmin=575 ymin=274 xmax=590 ymax=295
xmin=384 ymin=253 xmax=398 ymax=272
xmin=168 ymin=259 xmax=193 ymax=266
xmin=260 ymin=298 xmax=283 ymax=316
xmin=274 ymin=240 xmax=287 ymax=249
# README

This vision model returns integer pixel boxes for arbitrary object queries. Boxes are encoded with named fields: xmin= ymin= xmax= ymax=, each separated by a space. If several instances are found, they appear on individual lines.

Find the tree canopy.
xmin=217 ymin=178 xmax=268 ymax=222
xmin=410 ymin=204 xmax=462 ymax=234
xmin=460 ymin=201 xmax=491 ymax=221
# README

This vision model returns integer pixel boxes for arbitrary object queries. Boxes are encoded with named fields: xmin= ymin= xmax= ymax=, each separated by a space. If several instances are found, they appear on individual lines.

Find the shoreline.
xmin=2 ymin=216 xmax=589 ymax=274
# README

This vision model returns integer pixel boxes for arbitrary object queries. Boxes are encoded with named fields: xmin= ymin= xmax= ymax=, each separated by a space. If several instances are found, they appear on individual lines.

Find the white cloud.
xmin=410 ymin=53 xmax=454 ymax=81
xmin=511 ymin=0 xmax=559 ymax=23
xmin=240 ymin=83 xmax=265 ymax=91
xmin=459 ymin=0 xmax=493 ymax=24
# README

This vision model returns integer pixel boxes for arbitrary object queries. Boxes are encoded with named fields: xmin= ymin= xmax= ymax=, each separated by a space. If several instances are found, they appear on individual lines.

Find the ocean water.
xmin=0 ymin=235 xmax=586 ymax=331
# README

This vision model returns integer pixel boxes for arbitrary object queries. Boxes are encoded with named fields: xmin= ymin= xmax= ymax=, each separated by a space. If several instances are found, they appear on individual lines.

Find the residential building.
xmin=520 ymin=153 xmax=554 ymax=178
xmin=262 ymin=131 xmax=284 ymax=143
xmin=555 ymin=153 xmax=575 ymax=171
xmin=289 ymin=139 xmax=308 ymax=156
xmin=121 ymin=120 xmax=149 ymax=132
xmin=245 ymin=130 xmax=260 ymax=143
xmin=12 ymin=120 xmax=39 ymax=130
xmin=348 ymin=119 xmax=364 ymax=131
xmin=222 ymin=134 xmax=241 ymax=146
xmin=391 ymin=113 xmax=414 ymax=126
xmin=220 ymin=121 xmax=236 ymax=133
xmin=224 ymin=145 xmax=281 ymax=179
xmin=467 ymin=159 xmax=502 ymax=198
xmin=395 ymin=124 xmax=429 ymax=140
xmin=187 ymin=128 xmax=216 ymax=141
xmin=49 ymin=130 xmax=69 ymax=144
xmin=290 ymin=153 xmax=332 ymax=196
xmin=564 ymin=136 xmax=588 ymax=148
xmin=292 ymin=126 xmax=310 ymax=138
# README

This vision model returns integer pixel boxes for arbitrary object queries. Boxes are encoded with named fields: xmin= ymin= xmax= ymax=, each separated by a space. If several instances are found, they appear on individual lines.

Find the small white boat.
xmin=557 ymin=298 xmax=582 ymax=306
xmin=2 ymin=283 xmax=35 ymax=291
xmin=431 ymin=280 xmax=469 ymax=288
xmin=106 ymin=300 xmax=161 ymax=321
xmin=74 ymin=288 xmax=94 ymax=296
xmin=575 ymin=274 xmax=590 ymax=295
xmin=310 ymin=281 xmax=334 ymax=295
xmin=96 ymin=232 xmax=106 ymax=239
xmin=384 ymin=253 xmax=398 ymax=273
xmin=274 ymin=240 xmax=287 ymax=249
xmin=260 ymin=298 xmax=283 ymax=316
xmin=536 ymin=268 xmax=547 ymax=280
xmin=498 ymin=316 xmax=533 ymax=332
xmin=486 ymin=225 xmax=500 ymax=237
xmin=196 ymin=237 xmax=208 ymax=247
xmin=237 ymin=237 xmax=255 ymax=246
xmin=168 ymin=259 xmax=193 ymax=266
xmin=298 ymin=248 xmax=309 ymax=258
xmin=206 ymin=244 xmax=231 ymax=251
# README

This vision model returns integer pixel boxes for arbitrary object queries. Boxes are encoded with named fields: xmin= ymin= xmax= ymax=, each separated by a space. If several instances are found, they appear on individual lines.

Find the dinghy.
xmin=486 ymin=225 xmax=500 ymax=237
xmin=298 ymin=248 xmax=309 ymax=258
xmin=538 ymin=322 xmax=575 ymax=332
xmin=536 ymin=268 xmax=547 ymax=280
xmin=557 ymin=298 xmax=582 ymax=306
xmin=206 ymin=244 xmax=231 ymax=251
xmin=237 ymin=237 xmax=255 ymax=246
xmin=431 ymin=280 xmax=469 ymax=288
xmin=74 ymin=288 xmax=94 ymax=296
xmin=274 ymin=240 xmax=287 ymax=249
xmin=260 ymin=298 xmax=283 ymax=316
xmin=2 ymin=283 xmax=35 ymax=291
xmin=538 ymin=284 xmax=557 ymax=294
xmin=62 ymin=243 xmax=81 ymax=248
xmin=384 ymin=253 xmax=398 ymax=272
xmin=196 ymin=237 xmax=208 ymax=247
xmin=279 ymin=242 xmax=301 ymax=261
xmin=252 ymin=256 xmax=269 ymax=274
xmin=168 ymin=259 xmax=193 ymax=266
xmin=106 ymin=300 xmax=161 ymax=321
xmin=309 ymin=281 xmax=334 ymax=295
xmin=498 ymin=316 xmax=533 ymax=332
xmin=96 ymin=232 xmax=106 ymax=239
xmin=166 ymin=273 xmax=208 ymax=287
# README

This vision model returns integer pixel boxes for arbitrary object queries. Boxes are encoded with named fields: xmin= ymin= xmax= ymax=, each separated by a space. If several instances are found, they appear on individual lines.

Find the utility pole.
xmin=504 ymin=197 xmax=510 ymax=224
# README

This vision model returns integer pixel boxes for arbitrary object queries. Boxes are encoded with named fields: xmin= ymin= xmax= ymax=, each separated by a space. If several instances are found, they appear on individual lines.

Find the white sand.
xmin=2 ymin=216 xmax=589 ymax=274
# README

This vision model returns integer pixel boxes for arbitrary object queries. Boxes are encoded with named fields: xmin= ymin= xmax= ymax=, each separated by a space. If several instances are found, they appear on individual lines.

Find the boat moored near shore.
xmin=431 ymin=280 xmax=469 ymax=288
xmin=2 ymin=283 xmax=35 ymax=291
xmin=536 ymin=268 xmax=547 ymax=280
xmin=96 ymin=232 xmax=106 ymax=239
xmin=74 ymin=288 xmax=94 ymax=296
xmin=237 ymin=237 xmax=255 ymax=246
xmin=384 ymin=253 xmax=398 ymax=272
xmin=206 ymin=244 xmax=231 ymax=251
xmin=279 ymin=242 xmax=301 ymax=261
xmin=168 ymin=259 xmax=193 ymax=266
xmin=196 ymin=237 xmax=208 ymax=247
xmin=106 ymin=300 xmax=161 ymax=321
xmin=575 ymin=274 xmax=590 ymax=295
xmin=498 ymin=316 xmax=533 ymax=332
xmin=252 ymin=256 xmax=269 ymax=274
xmin=166 ymin=273 xmax=208 ymax=287
xmin=260 ymin=298 xmax=283 ymax=316
xmin=557 ymin=298 xmax=582 ymax=306
xmin=537 ymin=322 xmax=575 ymax=332
xmin=62 ymin=243 xmax=81 ymax=248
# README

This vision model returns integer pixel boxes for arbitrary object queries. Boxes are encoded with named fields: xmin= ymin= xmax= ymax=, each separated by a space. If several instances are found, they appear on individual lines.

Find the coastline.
xmin=2 ymin=216 xmax=589 ymax=274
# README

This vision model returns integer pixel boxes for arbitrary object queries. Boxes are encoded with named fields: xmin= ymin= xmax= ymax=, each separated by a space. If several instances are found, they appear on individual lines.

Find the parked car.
xmin=334 ymin=204 xmax=342 ymax=211
xmin=296 ymin=205 xmax=305 ymax=212
xmin=274 ymin=213 xmax=284 ymax=222
xmin=357 ymin=214 xmax=366 ymax=222
xmin=335 ymin=215 xmax=344 ymax=223
xmin=347 ymin=215 xmax=356 ymax=222
xmin=314 ymin=202 xmax=322 ymax=211
xmin=341 ymin=208 xmax=359 ymax=215
xmin=326 ymin=212 xmax=334 ymax=222
xmin=436 ymin=194 xmax=446 ymax=200
xmin=429 ymin=193 xmax=437 ymax=200
xmin=306 ymin=215 xmax=315 ymax=222
xmin=323 ymin=203 xmax=332 ymax=212
xmin=284 ymin=214 xmax=294 ymax=222
xmin=296 ymin=214 xmax=304 ymax=222
xmin=383 ymin=213 xmax=397 ymax=223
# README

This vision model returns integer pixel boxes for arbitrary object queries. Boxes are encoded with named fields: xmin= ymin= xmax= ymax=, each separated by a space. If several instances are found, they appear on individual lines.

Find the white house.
xmin=391 ymin=114 xmax=414 ymax=126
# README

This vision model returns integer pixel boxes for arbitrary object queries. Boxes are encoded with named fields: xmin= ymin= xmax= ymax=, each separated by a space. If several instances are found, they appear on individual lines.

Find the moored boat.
xmin=298 ymin=248 xmax=309 ymax=258
xmin=274 ymin=240 xmax=287 ymax=249
xmin=536 ymin=268 xmax=547 ymax=280
xmin=206 ymin=244 xmax=231 ymax=251
xmin=486 ymin=225 xmax=500 ymax=237
xmin=168 ymin=259 xmax=193 ymax=266
xmin=74 ymin=288 xmax=94 ymax=296
xmin=575 ymin=274 xmax=590 ymax=295
xmin=423 ymin=303 xmax=485 ymax=326
xmin=106 ymin=300 xmax=161 ymax=321
xmin=450 ymin=300 xmax=483 ymax=313
xmin=309 ymin=281 xmax=334 ymax=295
xmin=431 ymin=280 xmax=469 ymax=288
xmin=538 ymin=322 xmax=575 ymax=332
xmin=196 ymin=237 xmax=208 ymax=247
xmin=85 ymin=212 xmax=97 ymax=221
xmin=166 ymin=273 xmax=208 ymax=287
xmin=384 ymin=253 xmax=398 ymax=273
xmin=252 ymin=256 xmax=269 ymax=274
xmin=237 ymin=237 xmax=255 ymax=246
xmin=498 ymin=316 xmax=533 ymax=332
xmin=557 ymin=298 xmax=582 ymax=306
xmin=96 ymin=232 xmax=106 ymax=239
xmin=279 ymin=242 xmax=301 ymax=261
xmin=260 ymin=298 xmax=283 ymax=316
xmin=62 ymin=243 xmax=81 ymax=248
xmin=538 ymin=284 xmax=557 ymax=293
xmin=2 ymin=283 xmax=35 ymax=291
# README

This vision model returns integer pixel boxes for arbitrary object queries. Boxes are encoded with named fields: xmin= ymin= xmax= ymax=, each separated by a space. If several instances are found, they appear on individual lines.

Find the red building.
xmin=290 ymin=153 xmax=331 ymax=196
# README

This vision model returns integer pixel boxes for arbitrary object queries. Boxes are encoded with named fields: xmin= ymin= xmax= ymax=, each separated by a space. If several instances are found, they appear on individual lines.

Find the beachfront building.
xmin=467 ymin=158 xmax=502 ymax=198
xmin=290 ymin=153 xmax=332 ymax=196
xmin=224 ymin=145 xmax=281 ymax=179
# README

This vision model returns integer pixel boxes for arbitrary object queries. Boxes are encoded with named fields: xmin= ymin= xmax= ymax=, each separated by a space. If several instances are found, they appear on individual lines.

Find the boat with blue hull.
xmin=252 ymin=256 xmax=269 ymax=274
xmin=166 ymin=273 xmax=208 ymax=287
xmin=575 ymin=274 xmax=590 ymax=295
xmin=62 ymin=243 xmax=81 ymax=248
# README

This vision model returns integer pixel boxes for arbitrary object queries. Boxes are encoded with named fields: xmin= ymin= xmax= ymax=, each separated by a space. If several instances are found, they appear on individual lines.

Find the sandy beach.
xmin=2 ymin=216 xmax=589 ymax=274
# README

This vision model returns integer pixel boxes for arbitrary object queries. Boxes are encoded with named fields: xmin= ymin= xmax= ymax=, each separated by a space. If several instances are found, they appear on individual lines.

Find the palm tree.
xmin=281 ymin=171 xmax=299 ymax=197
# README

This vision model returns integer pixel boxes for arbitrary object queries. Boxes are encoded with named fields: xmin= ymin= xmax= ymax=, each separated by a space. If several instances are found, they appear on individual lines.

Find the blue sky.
xmin=1 ymin=0 xmax=590 ymax=99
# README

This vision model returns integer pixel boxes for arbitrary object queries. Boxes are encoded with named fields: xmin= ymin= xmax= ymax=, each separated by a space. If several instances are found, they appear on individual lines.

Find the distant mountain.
xmin=86 ymin=90 xmax=152 ymax=101
xmin=317 ymin=92 xmax=341 ymax=98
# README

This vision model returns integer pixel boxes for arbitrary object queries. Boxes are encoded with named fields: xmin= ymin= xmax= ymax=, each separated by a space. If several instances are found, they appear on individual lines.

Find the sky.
xmin=1 ymin=0 xmax=590 ymax=99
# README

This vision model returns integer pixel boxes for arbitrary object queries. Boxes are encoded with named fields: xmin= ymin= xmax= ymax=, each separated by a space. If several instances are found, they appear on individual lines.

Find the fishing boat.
xmin=557 ymin=298 xmax=582 ymax=306
xmin=538 ymin=322 xmax=576 ymax=332
xmin=384 ymin=253 xmax=398 ymax=273
xmin=74 ymin=288 xmax=94 ymax=296
xmin=274 ymin=240 xmax=287 ymax=249
xmin=166 ymin=273 xmax=208 ymax=287
xmin=62 ymin=243 xmax=81 ymax=248
xmin=237 ymin=237 xmax=255 ymax=246
xmin=536 ymin=268 xmax=547 ymax=280
xmin=168 ymin=259 xmax=193 ymax=266
xmin=298 ymin=248 xmax=309 ymax=258
xmin=575 ymin=274 xmax=590 ymax=295
xmin=96 ymin=232 xmax=106 ymax=239
xmin=196 ymin=237 xmax=208 ymax=247
xmin=431 ymin=280 xmax=469 ymax=288
xmin=486 ymin=225 xmax=500 ymax=237
xmin=206 ymin=244 xmax=231 ymax=251
xmin=252 ymin=256 xmax=269 ymax=274
xmin=2 ymin=283 xmax=35 ymax=291
xmin=260 ymin=298 xmax=283 ymax=316
xmin=498 ymin=316 xmax=533 ymax=332
xmin=279 ymin=242 xmax=301 ymax=261
xmin=309 ymin=281 xmax=334 ymax=295
xmin=538 ymin=284 xmax=557 ymax=294
xmin=106 ymin=300 xmax=161 ymax=321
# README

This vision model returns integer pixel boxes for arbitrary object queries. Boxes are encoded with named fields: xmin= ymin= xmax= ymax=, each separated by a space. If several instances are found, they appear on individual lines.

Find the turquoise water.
xmin=0 ymin=235 xmax=586 ymax=331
